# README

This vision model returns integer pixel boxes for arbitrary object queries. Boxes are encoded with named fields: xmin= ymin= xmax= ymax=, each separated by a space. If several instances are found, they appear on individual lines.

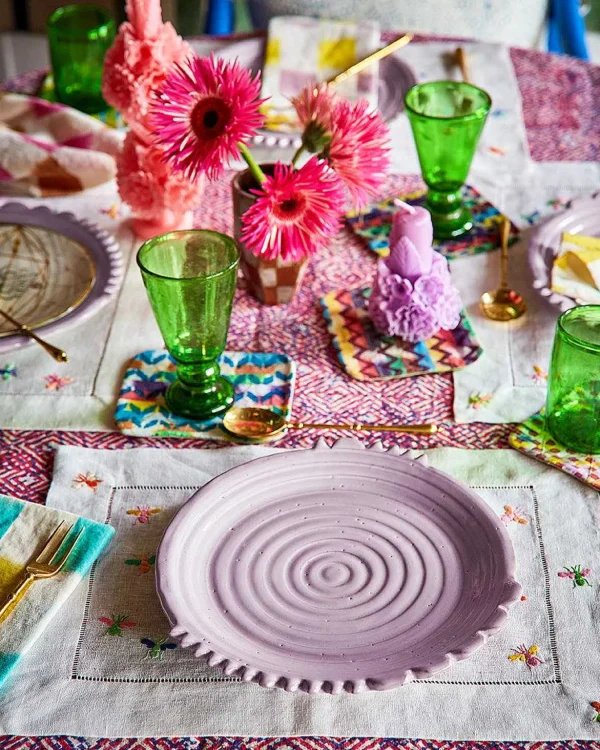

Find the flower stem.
xmin=238 ymin=142 xmax=266 ymax=185
xmin=291 ymin=143 xmax=305 ymax=166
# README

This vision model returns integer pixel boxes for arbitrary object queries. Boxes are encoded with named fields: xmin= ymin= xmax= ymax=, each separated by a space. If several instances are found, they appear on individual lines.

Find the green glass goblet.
xmin=47 ymin=4 xmax=115 ymax=114
xmin=137 ymin=230 xmax=240 ymax=420
xmin=545 ymin=305 xmax=600 ymax=454
xmin=405 ymin=81 xmax=492 ymax=239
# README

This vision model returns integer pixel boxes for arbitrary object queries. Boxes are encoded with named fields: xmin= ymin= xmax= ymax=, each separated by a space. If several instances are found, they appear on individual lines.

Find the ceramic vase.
xmin=232 ymin=167 xmax=308 ymax=306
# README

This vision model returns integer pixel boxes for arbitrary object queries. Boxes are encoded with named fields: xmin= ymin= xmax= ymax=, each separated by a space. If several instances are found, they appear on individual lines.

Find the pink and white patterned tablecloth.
xmin=1 ymin=31 xmax=600 ymax=750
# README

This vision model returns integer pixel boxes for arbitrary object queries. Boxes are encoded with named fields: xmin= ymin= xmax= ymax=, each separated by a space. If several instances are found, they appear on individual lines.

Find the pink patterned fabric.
xmin=1 ymin=34 xmax=600 ymax=750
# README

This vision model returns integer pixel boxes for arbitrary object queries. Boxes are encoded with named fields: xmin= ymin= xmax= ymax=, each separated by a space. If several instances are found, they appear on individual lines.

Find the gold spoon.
xmin=0 ymin=308 xmax=68 ymax=362
xmin=479 ymin=217 xmax=527 ymax=322
xmin=222 ymin=406 xmax=437 ymax=442
xmin=326 ymin=33 xmax=413 ymax=86
xmin=455 ymin=47 xmax=472 ymax=83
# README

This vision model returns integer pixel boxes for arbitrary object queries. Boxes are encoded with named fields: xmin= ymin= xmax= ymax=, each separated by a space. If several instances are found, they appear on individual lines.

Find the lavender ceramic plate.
xmin=0 ymin=203 xmax=122 ymax=353
xmin=202 ymin=38 xmax=417 ymax=150
xmin=528 ymin=192 xmax=600 ymax=312
xmin=157 ymin=439 xmax=521 ymax=694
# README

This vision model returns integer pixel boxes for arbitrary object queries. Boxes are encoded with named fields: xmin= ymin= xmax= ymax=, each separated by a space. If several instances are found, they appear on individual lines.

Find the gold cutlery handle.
xmin=499 ymin=216 xmax=510 ymax=289
xmin=0 ymin=574 xmax=34 ymax=623
xmin=327 ymin=33 xmax=413 ymax=86
xmin=456 ymin=47 xmax=472 ymax=83
xmin=0 ymin=308 xmax=68 ymax=363
xmin=290 ymin=422 xmax=437 ymax=435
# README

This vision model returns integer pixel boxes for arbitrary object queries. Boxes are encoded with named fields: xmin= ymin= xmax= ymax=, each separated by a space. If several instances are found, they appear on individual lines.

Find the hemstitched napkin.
xmin=1 ymin=445 xmax=599 ymax=739
xmin=0 ymin=495 xmax=114 ymax=689
xmin=452 ymin=162 xmax=600 ymax=424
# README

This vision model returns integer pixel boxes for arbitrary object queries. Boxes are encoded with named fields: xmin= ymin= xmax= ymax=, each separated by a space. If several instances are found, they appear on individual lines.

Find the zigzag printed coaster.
xmin=115 ymin=349 xmax=295 ymax=440
xmin=346 ymin=185 xmax=520 ymax=260
xmin=509 ymin=411 xmax=600 ymax=490
xmin=321 ymin=287 xmax=483 ymax=381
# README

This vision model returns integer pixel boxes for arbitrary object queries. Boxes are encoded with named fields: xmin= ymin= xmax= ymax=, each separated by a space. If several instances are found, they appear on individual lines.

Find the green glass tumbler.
xmin=545 ymin=305 xmax=600 ymax=454
xmin=137 ymin=230 xmax=240 ymax=420
xmin=405 ymin=81 xmax=491 ymax=239
xmin=47 ymin=4 xmax=115 ymax=114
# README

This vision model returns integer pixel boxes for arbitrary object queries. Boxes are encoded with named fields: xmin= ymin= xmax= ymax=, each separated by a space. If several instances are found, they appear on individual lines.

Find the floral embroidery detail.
xmin=520 ymin=595 xmax=528 ymax=602
xmin=44 ymin=374 xmax=74 ymax=391
xmin=508 ymin=644 xmax=544 ymax=669
xmin=500 ymin=505 xmax=529 ymax=526
xmin=99 ymin=614 xmax=136 ymax=636
xmin=124 ymin=553 xmax=156 ymax=575
xmin=532 ymin=365 xmax=548 ymax=384
xmin=0 ymin=363 xmax=17 ymax=381
xmin=468 ymin=392 xmax=493 ymax=410
xmin=126 ymin=505 xmax=161 ymax=525
xmin=72 ymin=472 xmax=103 ymax=492
xmin=490 ymin=108 xmax=508 ymax=118
xmin=521 ymin=210 xmax=540 ymax=226
xmin=140 ymin=637 xmax=177 ymax=660
xmin=547 ymin=198 xmax=569 ymax=211
xmin=101 ymin=203 xmax=121 ymax=220
xmin=590 ymin=702 xmax=600 ymax=722
xmin=488 ymin=146 xmax=506 ymax=156
xmin=558 ymin=565 xmax=592 ymax=588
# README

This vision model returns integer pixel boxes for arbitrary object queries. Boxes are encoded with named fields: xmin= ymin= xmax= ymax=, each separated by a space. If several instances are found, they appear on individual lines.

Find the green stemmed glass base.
xmin=426 ymin=188 xmax=473 ymax=239
xmin=166 ymin=372 xmax=235 ymax=421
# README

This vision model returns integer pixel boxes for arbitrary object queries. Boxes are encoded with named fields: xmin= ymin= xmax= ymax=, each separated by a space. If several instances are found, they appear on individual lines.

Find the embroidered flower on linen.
xmin=126 ymin=505 xmax=161 ymax=525
xmin=124 ymin=553 xmax=156 ymax=575
xmin=0 ymin=363 xmax=17 ymax=381
xmin=558 ymin=565 xmax=592 ymax=589
xmin=508 ymin=644 xmax=544 ymax=669
xmin=532 ymin=365 xmax=548 ymax=384
xmin=99 ymin=614 xmax=136 ymax=636
xmin=590 ymin=702 xmax=600 ymax=722
xmin=44 ymin=374 xmax=74 ymax=391
xmin=468 ymin=392 xmax=493 ymax=410
xmin=101 ymin=203 xmax=121 ymax=220
xmin=500 ymin=505 xmax=529 ymax=526
xmin=140 ymin=637 xmax=177 ymax=660
xmin=72 ymin=472 xmax=104 ymax=492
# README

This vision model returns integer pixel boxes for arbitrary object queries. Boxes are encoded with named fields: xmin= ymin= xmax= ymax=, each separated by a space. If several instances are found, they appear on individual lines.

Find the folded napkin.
xmin=551 ymin=232 xmax=600 ymax=304
xmin=0 ymin=494 xmax=114 ymax=688
xmin=0 ymin=94 xmax=123 ymax=196
xmin=259 ymin=15 xmax=380 ymax=132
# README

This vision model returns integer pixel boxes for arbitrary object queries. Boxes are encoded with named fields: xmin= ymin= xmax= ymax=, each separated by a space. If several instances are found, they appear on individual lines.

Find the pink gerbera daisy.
xmin=292 ymin=83 xmax=337 ymax=131
xmin=150 ymin=54 xmax=265 ymax=180
xmin=240 ymin=157 xmax=345 ymax=261
xmin=326 ymin=98 xmax=391 ymax=207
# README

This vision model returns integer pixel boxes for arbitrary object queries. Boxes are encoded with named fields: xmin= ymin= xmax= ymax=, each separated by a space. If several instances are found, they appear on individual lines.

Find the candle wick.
xmin=393 ymin=199 xmax=417 ymax=214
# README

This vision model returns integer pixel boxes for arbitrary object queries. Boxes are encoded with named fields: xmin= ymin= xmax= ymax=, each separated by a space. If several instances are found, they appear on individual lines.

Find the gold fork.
xmin=0 ymin=521 xmax=84 ymax=623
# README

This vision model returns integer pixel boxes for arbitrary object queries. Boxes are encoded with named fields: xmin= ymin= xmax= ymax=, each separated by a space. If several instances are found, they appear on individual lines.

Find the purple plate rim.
xmin=0 ymin=202 xmax=123 ymax=354
xmin=528 ymin=191 xmax=600 ymax=312
xmin=156 ymin=438 xmax=521 ymax=694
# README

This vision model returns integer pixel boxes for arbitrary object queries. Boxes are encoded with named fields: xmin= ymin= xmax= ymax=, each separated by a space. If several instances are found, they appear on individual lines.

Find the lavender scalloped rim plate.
xmin=528 ymin=191 xmax=600 ymax=312
xmin=156 ymin=439 xmax=521 ymax=694
xmin=201 ymin=38 xmax=418 ymax=150
xmin=0 ymin=202 xmax=123 ymax=354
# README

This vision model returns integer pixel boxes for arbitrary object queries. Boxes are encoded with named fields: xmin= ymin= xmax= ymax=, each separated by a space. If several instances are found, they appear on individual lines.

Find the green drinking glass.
xmin=405 ymin=81 xmax=491 ymax=239
xmin=137 ymin=230 xmax=240 ymax=421
xmin=47 ymin=4 xmax=115 ymax=114
xmin=545 ymin=305 xmax=600 ymax=454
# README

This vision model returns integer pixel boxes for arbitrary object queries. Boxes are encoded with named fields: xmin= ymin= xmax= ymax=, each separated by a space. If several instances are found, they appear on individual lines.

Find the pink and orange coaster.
xmin=321 ymin=287 xmax=483 ymax=381
xmin=509 ymin=411 xmax=600 ymax=490
xmin=346 ymin=185 xmax=520 ymax=259
xmin=115 ymin=349 xmax=295 ymax=440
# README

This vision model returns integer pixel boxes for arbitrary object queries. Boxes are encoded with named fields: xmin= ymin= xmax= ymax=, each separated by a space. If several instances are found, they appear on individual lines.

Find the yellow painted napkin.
xmin=551 ymin=233 xmax=600 ymax=304
xmin=259 ymin=15 xmax=380 ymax=133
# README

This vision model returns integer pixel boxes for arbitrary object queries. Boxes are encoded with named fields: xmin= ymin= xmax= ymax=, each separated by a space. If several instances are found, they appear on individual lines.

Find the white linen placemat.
xmin=453 ymin=161 xmax=600 ymax=424
xmin=0 ymin=444 xmax=598 ymax=739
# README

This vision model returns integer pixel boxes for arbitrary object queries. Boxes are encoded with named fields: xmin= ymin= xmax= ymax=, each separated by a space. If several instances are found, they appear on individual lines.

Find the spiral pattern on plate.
xmin=157 ymin=441 xmax=521 ymax=693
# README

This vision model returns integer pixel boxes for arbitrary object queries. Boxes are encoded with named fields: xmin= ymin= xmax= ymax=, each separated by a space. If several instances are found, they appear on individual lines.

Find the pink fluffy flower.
xmin=150 ymin=54 xmax=265 ymax=180
xmin=326 ymin=98 xmax=391 ymax=207
xmin=240 ymin=158 xmax=345 ymax=261
xmin=292 ymin=83 xmax=337 ymax=132
xmin=102 ymin=0 xmax=192 ymax=136
xmin=117 ymin=130 xmax=203 ymax=218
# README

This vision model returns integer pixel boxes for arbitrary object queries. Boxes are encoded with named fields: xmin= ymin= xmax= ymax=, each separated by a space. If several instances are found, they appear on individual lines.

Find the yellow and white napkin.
xmin=259 ymin=16 xmax=380 ymax=133
xmin=551 ymin=233 xmax=600 ymax=305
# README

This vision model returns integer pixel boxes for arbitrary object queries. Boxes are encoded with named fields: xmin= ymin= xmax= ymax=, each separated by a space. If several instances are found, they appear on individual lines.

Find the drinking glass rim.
xmin=47 ymin=4 xmax=115 ymax=37
xmin=557 ymin=304 xmax=600 ymax=354
xmin=137 ymin=229 xmax=240 ymax=281
xmin=404 ymin=80 xmax=492 ymax=121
